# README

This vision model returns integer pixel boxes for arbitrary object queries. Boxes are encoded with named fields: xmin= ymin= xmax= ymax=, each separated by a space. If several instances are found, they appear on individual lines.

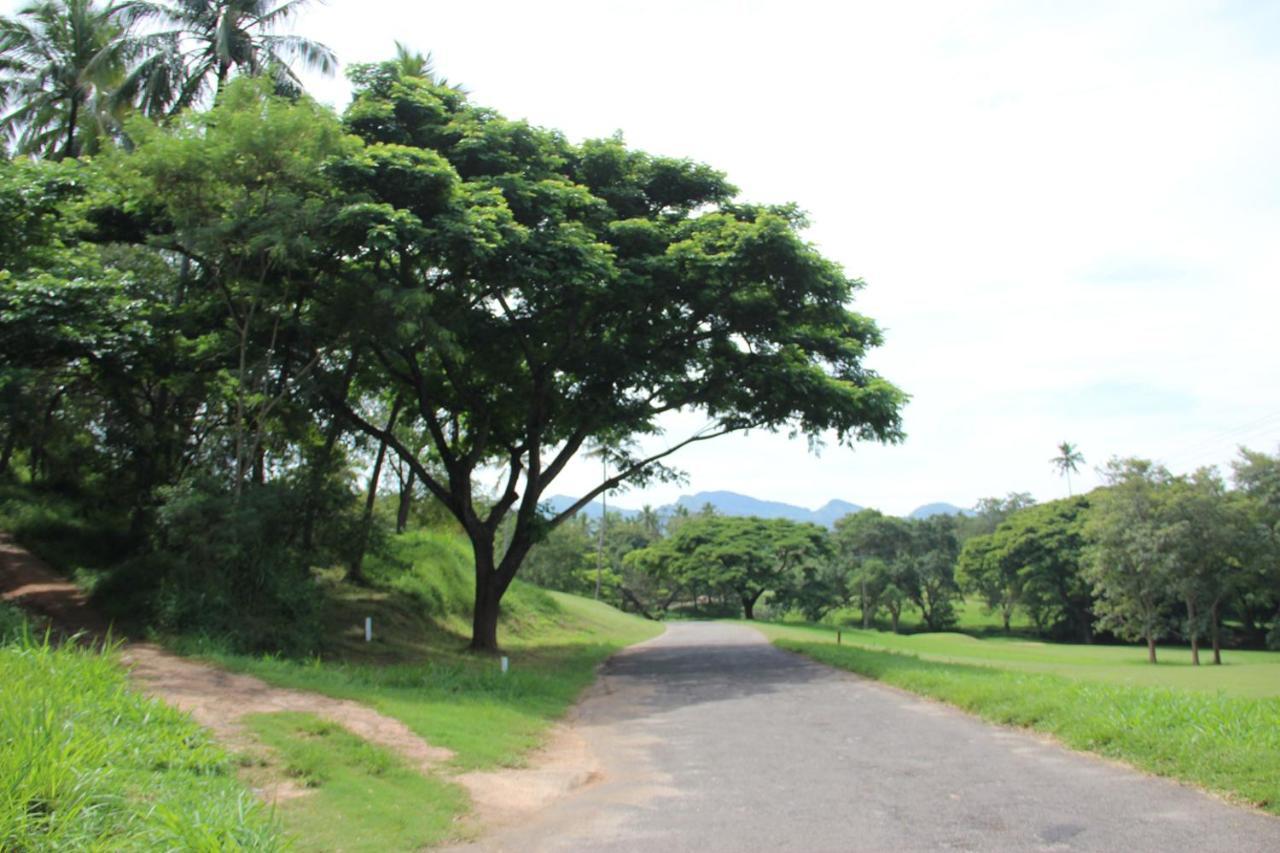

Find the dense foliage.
xmin=530 ymin=449 xmax=1280 ymax=662
xmin=1 ymin=44 xmax=904 ymax=650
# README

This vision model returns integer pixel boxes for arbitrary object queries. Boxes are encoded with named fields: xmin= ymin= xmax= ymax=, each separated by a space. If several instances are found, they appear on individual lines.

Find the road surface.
xmin=462 ymin=622 xmax=1280 ymax=852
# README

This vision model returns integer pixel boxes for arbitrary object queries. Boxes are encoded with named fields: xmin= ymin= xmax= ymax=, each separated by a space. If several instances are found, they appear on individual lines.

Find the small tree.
xmin=898 ymin=514 xmax=960 ymax=632
xmin=831 ymin=509 xmax=910 ymax=628
xmin=1085 ymin=458 xmax=1178 ymax=663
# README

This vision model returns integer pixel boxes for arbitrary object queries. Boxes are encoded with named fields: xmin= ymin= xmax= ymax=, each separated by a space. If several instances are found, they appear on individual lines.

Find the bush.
xmin=142 ymin=478 xmax=327 ymax=655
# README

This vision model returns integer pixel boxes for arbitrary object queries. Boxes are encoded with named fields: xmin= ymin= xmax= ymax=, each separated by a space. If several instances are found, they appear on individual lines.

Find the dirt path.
xmin=0 ymin=533 xmax=453 ymax=791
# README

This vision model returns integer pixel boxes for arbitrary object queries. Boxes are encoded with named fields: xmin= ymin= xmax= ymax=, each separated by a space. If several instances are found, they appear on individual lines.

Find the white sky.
xmin=8 ymin=0 xmax=1280 ymax=514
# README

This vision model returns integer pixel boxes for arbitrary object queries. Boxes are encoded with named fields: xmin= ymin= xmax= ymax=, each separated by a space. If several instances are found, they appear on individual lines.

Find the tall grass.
xmin=0 ymin=613 xmax=283 ymax=850
xmin=778 ymin=638 xmax=1280 ymax=813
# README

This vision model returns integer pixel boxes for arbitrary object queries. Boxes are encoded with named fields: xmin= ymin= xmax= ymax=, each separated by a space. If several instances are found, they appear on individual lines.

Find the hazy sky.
xmin=8 ymin=0 xmax=1279 ymax=514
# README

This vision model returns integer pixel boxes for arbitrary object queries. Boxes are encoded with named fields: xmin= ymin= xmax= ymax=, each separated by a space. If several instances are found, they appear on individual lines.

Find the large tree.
xmin=321 ymin=60 xmax=905 ymax=650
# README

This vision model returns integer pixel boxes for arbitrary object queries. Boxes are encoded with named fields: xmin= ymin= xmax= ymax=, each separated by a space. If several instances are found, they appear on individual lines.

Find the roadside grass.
xmin=245 ymin=712 xmax=467 ymax=852
xmin=755 ymin=621 xmax=1280 ymax=698
xmin=4 ymin=508 xmax=661 ymax=849
xmin=770 ymin=635 xmax=1280 ymax=813
xmin=0 ymin=604 xmax=282 ymax=850
xmin=204 ymin=585 xmax=662 ymax=770
xmin=181 ymin=533 xmax=661 ymax=846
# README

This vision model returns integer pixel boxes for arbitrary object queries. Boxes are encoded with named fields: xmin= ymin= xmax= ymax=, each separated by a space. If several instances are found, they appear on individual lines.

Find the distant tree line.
xmin=527 ymin=450 xmax=1280 ymax=662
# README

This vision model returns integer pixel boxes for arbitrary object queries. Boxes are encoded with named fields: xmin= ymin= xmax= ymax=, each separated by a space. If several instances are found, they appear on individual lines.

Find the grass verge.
xmin=245 ymin=712 xmax=467 ymax=852
xmin=206 ymin=591 xmax=663 ymax=771
xmin=0 ymin=604 xmax=282 ymax=850
xmin=773 ymin=634 xmax=1280 ymax=814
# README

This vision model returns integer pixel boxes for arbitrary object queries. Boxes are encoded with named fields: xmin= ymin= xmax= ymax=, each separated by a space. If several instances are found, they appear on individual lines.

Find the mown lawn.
xmin=759 ymin=622 xmax=1280 ymax=813
xmin=755 ymin=621 xmax=1280 ymax=698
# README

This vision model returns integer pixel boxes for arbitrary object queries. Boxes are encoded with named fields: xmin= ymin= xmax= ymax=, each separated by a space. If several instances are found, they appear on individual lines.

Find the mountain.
xmin=543 ymin=490 xmax=862 ymax=527
xmin=544 ymin=491 xmax=966 ymax=526
xmin=908 ymin=502 xmax=968 ymax=519
xmin=540 ymin=494 xmax=638 ymax=520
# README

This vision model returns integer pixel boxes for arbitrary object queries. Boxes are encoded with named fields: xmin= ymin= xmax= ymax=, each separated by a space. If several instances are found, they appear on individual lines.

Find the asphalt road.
xmin=469 ymin=622 xmax=1280 ymax=853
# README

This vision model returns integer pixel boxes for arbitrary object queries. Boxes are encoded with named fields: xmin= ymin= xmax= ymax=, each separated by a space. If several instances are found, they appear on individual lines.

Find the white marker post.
xmin=501 ymin=656 xmax=509 ymax=674
xmin=365 ymin=617 xmax=373 ymax=643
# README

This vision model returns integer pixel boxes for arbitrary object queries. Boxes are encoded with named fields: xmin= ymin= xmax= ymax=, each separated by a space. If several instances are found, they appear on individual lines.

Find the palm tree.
xmin=389 ymin=41 xmax=464 ymax=90
xmin=118 ymin=0 xmax=335 ymax=116
xmin=1051 ymin=441 xmax=1085 ymax=496
xmin=0 ymin=0 xmax=134 ymax=158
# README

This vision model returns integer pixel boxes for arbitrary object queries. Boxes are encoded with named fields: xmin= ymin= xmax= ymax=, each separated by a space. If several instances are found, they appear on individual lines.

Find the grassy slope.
xmin=192 ymin=530 xmax=662 ymax=848
xmin=0 ymin=603 xmax=282 ymax=850
xmin=2 ymin=494 xmax=661 ymax=850
xmin=205 ymin=531 xmax=663 ymax=770
xmin=756 ymin=621 xmax=1280 ymax=813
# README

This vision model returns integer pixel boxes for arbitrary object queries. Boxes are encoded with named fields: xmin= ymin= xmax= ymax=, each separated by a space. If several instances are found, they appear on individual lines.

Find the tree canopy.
xmin=313 ymin=61 xmax=906 ymax=649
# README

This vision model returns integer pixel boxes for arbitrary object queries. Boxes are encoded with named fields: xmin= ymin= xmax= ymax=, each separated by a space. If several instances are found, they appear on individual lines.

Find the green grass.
xmin=207 ymin=589 xmax=661 ymax=771
xmin=754 ymin=621 xmax=1280 ymax=698
xmin=0 ymin=609 xmax=282 ymax=851
xmin=3 ymin=503 xmax=660 ymax=849
xmin=245 ymin=712 xmax=467 ymax=852
xmin=181 ymin=532 xmax=662 ymax=847
xmin=770 ymin=635 xmax=1280 ymax=813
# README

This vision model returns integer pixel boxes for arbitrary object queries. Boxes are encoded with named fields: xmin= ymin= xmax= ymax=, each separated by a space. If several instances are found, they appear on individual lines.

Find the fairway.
xmin=755 ymin=622 xmax=1280 ymax=698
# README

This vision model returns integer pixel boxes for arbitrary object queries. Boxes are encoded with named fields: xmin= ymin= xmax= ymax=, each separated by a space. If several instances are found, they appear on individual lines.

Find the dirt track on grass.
xmin=0 ymin=533 xmax=454 ymax=794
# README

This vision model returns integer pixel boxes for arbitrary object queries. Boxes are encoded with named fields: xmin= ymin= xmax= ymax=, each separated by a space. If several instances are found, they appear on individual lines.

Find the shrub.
xmin=144 ymin=478 xmax=326 ymax=655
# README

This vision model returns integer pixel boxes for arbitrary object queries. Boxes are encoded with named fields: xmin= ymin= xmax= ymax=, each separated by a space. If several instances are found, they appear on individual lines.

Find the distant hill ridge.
xmin=543 ymin=491 xmax=967 ymax=526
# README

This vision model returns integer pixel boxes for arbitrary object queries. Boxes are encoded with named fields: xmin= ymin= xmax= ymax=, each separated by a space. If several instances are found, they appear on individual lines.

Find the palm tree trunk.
xmin=63 ymin=97 xmax=79 ymax=160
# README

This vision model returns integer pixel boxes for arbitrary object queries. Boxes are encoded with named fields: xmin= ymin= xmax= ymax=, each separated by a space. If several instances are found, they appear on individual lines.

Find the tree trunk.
xmin=860 ymin=578 xmax=870 ymax=629
xmin=63 ymin=98 xmax=78 ymax=160
xmin=1002 ymin=606 xmax=1011 ymax=632
xmin=741 ymin=591 xmax=761 ymax=621
xmin=396 ymin=468 xmax=415 ymax=533
xmin=1146 ymin=634 xmax=1158 ymax=664
xmin=471 ymin=573 xmax=501 ymax=653
xmin=1187 ymin=598 xmax=1200 ymax=666
xmin=0 ymin=425 xmax=15 ymax=475
xmin=349 ymin=401 xmax=401 ymax=585
xmin=303 ymin=354 xmax=359 ymax=552
xmin=1211 ymin=600 xmax=1222 ymax=665
xmin=890 ymin=607 xmax=900 ymax=633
